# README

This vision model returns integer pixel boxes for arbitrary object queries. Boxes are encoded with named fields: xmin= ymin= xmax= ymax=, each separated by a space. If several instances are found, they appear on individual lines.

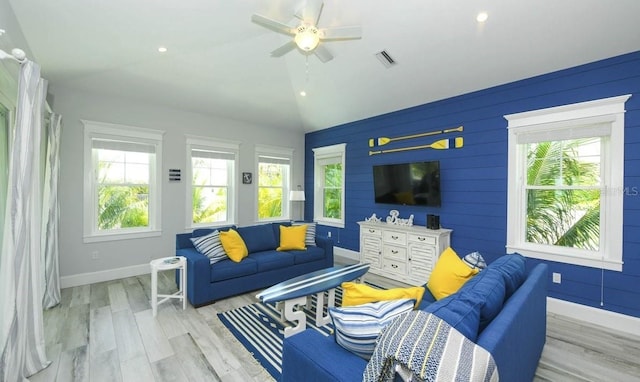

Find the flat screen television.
xmin=373 ymin=161 xmax=441 ymax=207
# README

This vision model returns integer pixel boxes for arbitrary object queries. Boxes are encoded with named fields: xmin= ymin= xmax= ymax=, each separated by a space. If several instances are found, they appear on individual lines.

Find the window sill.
xmin=314 ymin=219 xmax=345 ymax=229
xmin=84 ymin=229 xmax=162 ymax=243
xmin=506 ymin=245 xmax=622 ymax=271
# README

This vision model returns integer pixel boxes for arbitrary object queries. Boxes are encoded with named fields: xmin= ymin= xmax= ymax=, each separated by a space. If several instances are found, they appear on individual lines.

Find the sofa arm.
xmin=177 ymin=248 xmax=211 ymax=307
xmin=476 ymin=263 xmax=548 ymax=382
xmin=282 ymin=330 xmax=367 ymax=382
xmin=315 ymin=236 xmax=334 ymax=267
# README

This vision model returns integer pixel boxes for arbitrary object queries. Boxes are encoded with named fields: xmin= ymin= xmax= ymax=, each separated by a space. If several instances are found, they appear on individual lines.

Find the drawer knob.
xmin=391 ymin=250 xmax=398 ymax=254
xmin=391 ymin=264 xmax=398 ymax=269
xmin=369 ymin=229 xmax=375 ymax=233
xmin=418 ymin=237 xmax=425 ymax=241
xmin=391 ymin=235 xmax=398 ymax=240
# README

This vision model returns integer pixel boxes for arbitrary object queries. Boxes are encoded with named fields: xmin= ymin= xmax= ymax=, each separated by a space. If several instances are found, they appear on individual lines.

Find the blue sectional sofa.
xmin=282 ymin=255 xmax=548 ymax=382
xmin=176 ymin=222 xmax=334 ymax=307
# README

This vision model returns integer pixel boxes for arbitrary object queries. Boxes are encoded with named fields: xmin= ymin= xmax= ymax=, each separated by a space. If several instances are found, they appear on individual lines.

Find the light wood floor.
xmin=29 ymin=267 xmax=640 ymax=382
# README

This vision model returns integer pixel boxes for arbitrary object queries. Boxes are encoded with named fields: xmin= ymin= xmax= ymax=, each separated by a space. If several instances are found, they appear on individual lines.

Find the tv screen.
xmin=373 ymin=161 xmax=441 ymax=207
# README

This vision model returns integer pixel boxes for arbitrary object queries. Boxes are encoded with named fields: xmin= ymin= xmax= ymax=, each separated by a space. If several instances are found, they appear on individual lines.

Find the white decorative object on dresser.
xmin=358 ymin=221 xmax=452 ymax=285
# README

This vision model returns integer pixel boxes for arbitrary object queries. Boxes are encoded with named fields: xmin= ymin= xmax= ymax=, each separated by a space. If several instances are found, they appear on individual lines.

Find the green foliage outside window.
xmin=258 ymin=162 xmax=284 ymax=219
xmin=98 ymin=185 xmax=148 ymax=229
xmin=323 ymin=163 xmax=342 ymax=219
xmin=525 ymin=138 xmax=600 ymax=251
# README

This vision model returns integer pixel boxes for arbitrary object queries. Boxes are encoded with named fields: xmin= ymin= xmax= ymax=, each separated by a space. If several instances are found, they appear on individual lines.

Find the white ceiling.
xmin=6 ymin=0 xmax=640 ymax=132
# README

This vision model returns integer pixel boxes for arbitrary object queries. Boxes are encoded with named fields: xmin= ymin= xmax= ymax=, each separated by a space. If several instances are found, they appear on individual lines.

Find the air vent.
xmin=375 ymin=50 xmax=397 ymax=68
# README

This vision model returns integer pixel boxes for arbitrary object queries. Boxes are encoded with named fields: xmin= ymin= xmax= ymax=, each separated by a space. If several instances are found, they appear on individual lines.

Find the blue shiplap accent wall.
xmin=304 ymin=51 xmax=640 ymax=318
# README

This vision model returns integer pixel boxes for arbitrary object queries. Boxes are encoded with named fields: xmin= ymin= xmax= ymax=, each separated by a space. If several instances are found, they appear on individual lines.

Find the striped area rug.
xmin=218 ymin=289 xmax=345 ymax=380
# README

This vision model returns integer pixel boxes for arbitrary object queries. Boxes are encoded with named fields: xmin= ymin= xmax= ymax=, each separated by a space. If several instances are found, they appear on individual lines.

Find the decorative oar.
xmin=368 ymin=125 xmax=463 ymax=148
xmin=369 ymin=137 xmax=464 ymax=156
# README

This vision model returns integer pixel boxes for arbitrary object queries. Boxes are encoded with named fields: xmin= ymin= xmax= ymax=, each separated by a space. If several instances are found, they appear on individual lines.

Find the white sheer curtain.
xmin=41 ymin=113 xmax=62 ymax=309
xmin=0 ymin=60 xmax=51 ymax=381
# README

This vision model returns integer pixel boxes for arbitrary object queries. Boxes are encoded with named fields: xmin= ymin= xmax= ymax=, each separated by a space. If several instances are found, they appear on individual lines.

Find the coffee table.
xmin=256 ymin=263 xmax=370 ymax=337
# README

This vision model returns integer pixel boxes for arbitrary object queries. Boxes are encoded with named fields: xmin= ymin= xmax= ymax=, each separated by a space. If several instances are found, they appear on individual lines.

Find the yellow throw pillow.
xmin=427 ymin=247 xmax=479 ymax=300
xmin=219 ymin=229 xmax=248 ymax=262
xmin=277 ymin=225 xmax=307 ymax=251
xmin=341 ymin=282 xmax=425 ymax=308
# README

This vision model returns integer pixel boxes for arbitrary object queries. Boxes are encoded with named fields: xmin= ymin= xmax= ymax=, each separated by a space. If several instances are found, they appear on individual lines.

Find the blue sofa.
xmin=282 ymin=255 xmax=548 ymax=382
xmin=176 ymin=222 xmax=334 ymax=307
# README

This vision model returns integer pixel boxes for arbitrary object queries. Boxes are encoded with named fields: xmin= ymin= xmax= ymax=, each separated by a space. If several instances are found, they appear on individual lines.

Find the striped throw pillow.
xmin=190 ymin=230 xmax=227 ymax=264
xmin=293 ymin=222 xmax=316 ymax=246
xmin=463 ymin=251 xmax=487 ymax=271
xmin=329 ymin=298 xmax=415 ymax=360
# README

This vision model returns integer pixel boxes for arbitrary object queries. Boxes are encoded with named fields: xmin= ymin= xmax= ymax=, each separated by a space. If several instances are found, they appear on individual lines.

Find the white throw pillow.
xmin=293 ymin=221 xmax=316 ymax=246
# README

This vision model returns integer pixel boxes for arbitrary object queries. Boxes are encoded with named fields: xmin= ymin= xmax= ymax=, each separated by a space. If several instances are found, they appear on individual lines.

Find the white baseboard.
xmin=334 ymin=246 xmax=359 ymax=263
xmin=61 ymin=263 xmax=151 ymax=288
xmin=547 ymin=297 xmax=640 ymax=337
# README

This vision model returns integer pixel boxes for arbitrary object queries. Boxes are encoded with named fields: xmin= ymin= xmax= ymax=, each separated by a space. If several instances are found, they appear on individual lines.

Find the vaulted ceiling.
xmin=7 ymin=0 xmax=640 ymax=132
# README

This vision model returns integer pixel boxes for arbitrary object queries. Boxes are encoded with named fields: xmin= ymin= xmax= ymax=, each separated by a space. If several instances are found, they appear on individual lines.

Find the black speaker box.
xmin=427 ymin=214 xmax=440 ymax=230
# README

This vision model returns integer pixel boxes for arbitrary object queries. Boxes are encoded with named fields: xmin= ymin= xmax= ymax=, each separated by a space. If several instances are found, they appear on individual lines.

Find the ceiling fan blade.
xmin=251 ymin=14 xmax=295 ymax=35
xmin=320 ymin=26 xmax=362 ymax=40
xmin=271 ymin=41 xmax=297 ymax=57
xmin=314 ymin=44 xmax=333 ymax=63
xmin=296 ymin=0 xmax=324 ymax=25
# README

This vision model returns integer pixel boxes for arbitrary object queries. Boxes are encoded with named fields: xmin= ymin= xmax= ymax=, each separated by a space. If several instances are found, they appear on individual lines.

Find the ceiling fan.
xmin=251 ymin=0 xmax=362 ymax=63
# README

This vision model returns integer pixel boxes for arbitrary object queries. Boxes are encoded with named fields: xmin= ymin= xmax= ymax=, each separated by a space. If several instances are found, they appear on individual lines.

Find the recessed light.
xmin=300 ymin=91 xmax=307 ymax=97
xmin=476 ymin=12 xmax=488 ymax=23
xmin=158 ymin=46 xmax=168 ymax=53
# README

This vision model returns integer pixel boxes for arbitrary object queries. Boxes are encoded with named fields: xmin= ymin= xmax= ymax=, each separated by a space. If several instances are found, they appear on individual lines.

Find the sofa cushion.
xmin=210 ymin=257 xmax=258 ymax=282
xmin=427 ymin=247 xmax=479 ymax=300
xmin=192 ymin=225 xmax=233 ymax=238
xmin=290 ymin=246 xmax=325 ymax=264
xmin=219 ymin=229 xmax=249 ymax=262
xmin=423 ymin=292 xmax=482 ymax=341
xmin=292 ymin=221 xmax=316 ymax=246
xmin=459 ymin=267 xmax=506 ymax=330
xmin=249 ymin=250 xmax=295 ymax=272
xmin=237 ymin=224 xmax=278 ymax=253
xmin=190 ymin=230 xmax=227 ymax=264
xmin=277 ymin=225 xmax=307 ymax=251
xmin=341 ymin=282 xmax=425 ymax=308
xmin=489 ymin=254 xmax=526 ymax=298
xmin=329 ymin=298 xmax=415 ymax=360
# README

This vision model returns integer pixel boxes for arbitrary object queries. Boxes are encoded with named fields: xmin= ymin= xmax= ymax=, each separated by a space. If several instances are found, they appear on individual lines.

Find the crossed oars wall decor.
xmin=368 ymin=125 xmax=464 ymax=156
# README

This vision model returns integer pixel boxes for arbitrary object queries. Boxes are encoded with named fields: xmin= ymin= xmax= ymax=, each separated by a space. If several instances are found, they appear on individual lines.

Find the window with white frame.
xmin=313 ymin=143 xmax=346 ymax=228
xmin=256 ymin=145 xmax=293 ymax=221
xmin=505 ymin=95 xmax=630 ymax=271
xmin=187 ymin=136 xmax=239 ymax=228
xmin=83 ymin=120 xmax=164 ymax=242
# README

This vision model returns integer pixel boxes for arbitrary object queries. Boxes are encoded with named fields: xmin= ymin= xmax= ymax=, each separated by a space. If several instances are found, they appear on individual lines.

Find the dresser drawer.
xmin=383 ymin=230 xmax=407 ymax=245
xmin=408 ymin=233 xmax=436 ymax=245
xmin=362 ymin=226 xmax=382 ymax=237
xmin=382 ymin=258 xmax=407 ymax=274
xmin=383 ymin=245 xmax=406 ymax=260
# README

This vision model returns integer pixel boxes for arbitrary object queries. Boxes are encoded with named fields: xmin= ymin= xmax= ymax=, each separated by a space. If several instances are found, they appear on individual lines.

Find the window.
xmin=505 ymin=95 xmax=630 ymax=271
xmin=256 ymin=145 xmax=293 ymax=221
xmin=313 ymin=143 xmax=346 ymax=228
xmin=83 ymin=120 xmax=164 ymax=242
xmin=187 ymin=136 xmax=239 ymax=228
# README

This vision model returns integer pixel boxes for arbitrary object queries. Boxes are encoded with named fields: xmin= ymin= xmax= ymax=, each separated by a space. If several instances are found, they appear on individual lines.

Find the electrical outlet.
xmin=91 ymin=251 xmax=99 ymax=260
xmin=327 ymin=231 xmax=332 ymax=238
xmin=552 ymin=272 xmax=561 ymax=284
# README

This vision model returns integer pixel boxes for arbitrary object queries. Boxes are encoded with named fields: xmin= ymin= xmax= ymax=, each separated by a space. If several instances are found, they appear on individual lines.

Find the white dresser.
xmin=358 ymin=221 xmax=452 ymax=286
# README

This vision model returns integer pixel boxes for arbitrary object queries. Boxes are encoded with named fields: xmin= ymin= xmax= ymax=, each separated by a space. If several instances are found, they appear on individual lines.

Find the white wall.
xmin=51 ymin=85 xmax=305 ymax=283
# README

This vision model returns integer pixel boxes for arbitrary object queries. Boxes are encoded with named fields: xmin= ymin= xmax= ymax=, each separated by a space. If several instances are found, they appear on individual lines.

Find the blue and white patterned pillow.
xmin=293 ymin=222 xmax=316 ymax=247
xmin=190 ymin=230 xmax=227 ymax=264
xmin=329 ymin=298 xmax=415 ymax=360
xmin=463 ymin=251 xmax=487 ymax=271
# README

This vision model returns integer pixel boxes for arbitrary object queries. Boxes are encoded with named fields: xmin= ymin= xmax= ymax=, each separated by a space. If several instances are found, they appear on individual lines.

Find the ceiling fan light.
xmin=295 ymin=25 xmax=320 ymax=51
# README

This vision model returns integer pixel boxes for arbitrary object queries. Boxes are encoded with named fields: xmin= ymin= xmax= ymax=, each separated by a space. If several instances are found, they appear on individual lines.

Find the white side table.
xmin=150 ymin=256 xmax=187 ymax=317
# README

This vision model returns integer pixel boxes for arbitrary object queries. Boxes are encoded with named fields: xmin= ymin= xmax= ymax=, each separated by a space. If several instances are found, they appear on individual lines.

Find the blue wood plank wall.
xmin=304 ymin=51 xmax=640 ymax=318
